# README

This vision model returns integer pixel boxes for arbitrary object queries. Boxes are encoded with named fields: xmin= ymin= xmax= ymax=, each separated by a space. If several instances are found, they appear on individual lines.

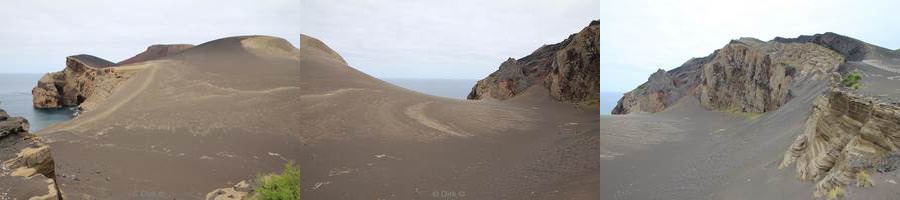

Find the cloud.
xmin=599 ymin=0 xmax=900 ymax=92
xmin=0 ymin=0 xmax=599 ymax=79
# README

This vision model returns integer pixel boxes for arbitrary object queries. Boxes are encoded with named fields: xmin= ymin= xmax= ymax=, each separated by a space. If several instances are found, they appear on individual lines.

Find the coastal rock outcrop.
xmin=468 ymin=20 xmax=599 ymax=107
xmin=117 ymin=44 xmax=194 ymax=65
xmin=0 ymin=108 xmax=60 ymax=199
xmin=33 ymin=43 xmax=196 ymax=110
xmin=32 ymin=55 xmax=135 ymax=110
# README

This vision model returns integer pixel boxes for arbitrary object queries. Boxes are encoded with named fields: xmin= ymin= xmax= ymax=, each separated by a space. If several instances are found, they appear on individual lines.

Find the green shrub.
xmin=841 ymin=71 xmax=862 ymax=90
xmin=827 ymin=186 xmax=845 ymax=200
xmin=857 ymin=170 xmax=873 ymax=187
xmin=254 ymin=161 xmax=302 ymax=200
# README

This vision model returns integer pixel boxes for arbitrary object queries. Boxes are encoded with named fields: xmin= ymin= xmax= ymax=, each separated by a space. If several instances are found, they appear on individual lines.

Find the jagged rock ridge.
xmin=0 ymin=108 xmax=60 ymax=199
xmin=468 ymin=20 xmax=599 ymax=107
xmin=613 ymin=35 xmax=846 ymax=114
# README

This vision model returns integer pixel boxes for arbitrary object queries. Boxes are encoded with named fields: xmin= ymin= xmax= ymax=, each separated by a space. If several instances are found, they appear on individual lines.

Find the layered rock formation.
xmin=615 ymin=32 xmax=900 ymax=197
xmin=0 ymin=108 xmax=60 ymax=199
xmin=779 ymin=76 xmax=900 ymax=198
xmin=775 ymin=34 xmax=900 ymax=198
xmin=613 ymin=36 xmax=844 ymax=114
xmin=468 ymin=20 xmax=599 ymax=107
xmin=32 ymin=44 xmax=195 ymax=110
xmin=32 ymin=55 xmax=132 ymax=110
xmin=117 ymin=44 xmax=194 ymax=65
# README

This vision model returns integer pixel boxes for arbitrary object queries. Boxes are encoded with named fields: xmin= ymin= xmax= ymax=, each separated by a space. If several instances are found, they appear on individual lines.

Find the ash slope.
xmin=605 ymin=33 xmax=900 ymax=199
xmin=38 ymin=35 xmax=599 ymax=199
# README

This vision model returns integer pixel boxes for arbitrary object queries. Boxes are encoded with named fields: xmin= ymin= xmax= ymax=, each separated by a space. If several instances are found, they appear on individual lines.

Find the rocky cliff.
xmin=775 ymin=33 xmax=900 ymax=198
xmin=779 ymin=85 xmax=900 ymax=198
xmin=613 ymin=36 xmax=844 ymax=114
xmin=468 ymin=20 xmax=599 ymax=107
xmin=614 ymin=32 xmax=900 ymax=197
xmin=0 ymin=108 xmax=60 ymax=199
xmin=32 ymin=55 xmax=132 ymax=110
xmin=32 ymin=44 xmax=195 ymax=110
xmin=117 ymin=44 xmax=194 ymax=65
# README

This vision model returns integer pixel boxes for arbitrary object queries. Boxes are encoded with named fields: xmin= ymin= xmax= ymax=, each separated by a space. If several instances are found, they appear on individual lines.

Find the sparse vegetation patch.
xmin=842 ymin=71 xmax=863 ymax=90
xmin=857 ymin=170 xmax=873 ymax=187
xmin=827 ymin=186 xmax=845 ymax=200
xmin=254 ymin=161 xmax=303 ymax=200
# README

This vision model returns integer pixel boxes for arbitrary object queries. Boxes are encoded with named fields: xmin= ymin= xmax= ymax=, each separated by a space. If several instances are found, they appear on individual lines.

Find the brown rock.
xmin=32 ymin=54 xmax=136 ymax=110
xmin=779 ymin=89 xmax=900 ymax=198
xmin=0 ymin=108 xmax=60 ymax=199
xmin=31 ymin=73 xmax=62 ymax=108
xmin=468 ymin=20 xmax=599 ymax=107
xmin=613 ymin=36 xmax=843 ymax=114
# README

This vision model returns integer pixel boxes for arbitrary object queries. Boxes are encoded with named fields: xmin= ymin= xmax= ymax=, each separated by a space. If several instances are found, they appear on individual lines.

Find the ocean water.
xmin=600 ymin=92 xmax=623 ymax=115
xmin=0 ymin=74 xmax=75 ymax=132
xmin=384 ymin=78 xmax=478 ymax=99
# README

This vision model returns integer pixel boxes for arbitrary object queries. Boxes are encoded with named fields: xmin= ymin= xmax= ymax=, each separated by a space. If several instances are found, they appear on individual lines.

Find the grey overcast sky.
xmin=0 ymin=0 xmax=600 ymax=79
xmin=600 ymin=0 xmax=900 ymax=92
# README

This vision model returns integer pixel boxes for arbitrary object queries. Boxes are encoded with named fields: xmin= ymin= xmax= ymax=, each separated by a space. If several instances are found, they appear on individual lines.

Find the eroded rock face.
xmin=33 ymin=55 xmax=134 ymax=110
xmin=0 ymin=108 xmax=60 ymax=199
xmin=780 ymin=86 xmax=900 ymax=198
xmin=468 ymin=58 xmax=529 ymax=100
xmin=117 ymin=44 xmax=194 ymax=65
xmin=613 ymin=37 xmax=843 ymax=114
xmin=468 ymin=20 xmax=599 ymax=107
xmin=611 ymin=69 xmax=677 ymax=114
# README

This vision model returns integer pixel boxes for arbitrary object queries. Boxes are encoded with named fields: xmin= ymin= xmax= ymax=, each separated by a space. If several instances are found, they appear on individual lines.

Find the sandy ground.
xmin=593 ymin=73 xmax=847 ymax=200
xmin=35 ymin=36 xmax=601 ymax=199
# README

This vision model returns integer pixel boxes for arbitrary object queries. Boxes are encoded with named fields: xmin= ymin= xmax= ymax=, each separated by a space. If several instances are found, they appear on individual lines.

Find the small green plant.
xmin=254 ymin=161 xmax=302 ymax=200
xmin=841 ymin=71 xmax=862 ymax=90
xmin=827 ymin=186 xmax=845 ymax=200
xmin=856 ymin=170 xmax=873 ymax=187
xmin=575 ymin=98 xmax=600 ymax=110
